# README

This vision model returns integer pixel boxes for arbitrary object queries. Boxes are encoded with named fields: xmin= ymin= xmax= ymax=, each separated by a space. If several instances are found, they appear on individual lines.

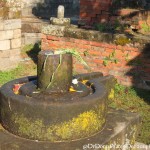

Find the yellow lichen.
xmin=12 ymin=106 xmax=105 ymax=141
xmin=114 ymin=37 xmax=131 ymax=46
xmin=108 ymin=89 xmax=115 ymax=99
xmin=55 ymin=110 xmax=104 ymax=140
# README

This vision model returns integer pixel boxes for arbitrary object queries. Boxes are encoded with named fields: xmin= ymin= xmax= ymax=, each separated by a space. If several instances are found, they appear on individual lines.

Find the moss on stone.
xmin=12 ymin=106 xmax=105 ymax=141
xmin=114 ymin=36 xmax=131 ymax=46
xmin=12 ymin=114 xmax=44 ymax=139
xmin=0 ymin=125 xmax=4 ymax=131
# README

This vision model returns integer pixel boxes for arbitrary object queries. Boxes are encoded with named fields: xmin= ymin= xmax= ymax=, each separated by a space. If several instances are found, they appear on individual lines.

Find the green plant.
xmin=60 ymin=49 xmax=90 ymax=69
xmin=83 ymin=50 xmax=89 ymax=56
xmin=95 ymin=23 xmax=106 ymax=32
xmin=113 ymin=20 xmax=121 ymax=30
xmin=0 ymin=66 xmax=23 ymax=85
xmin=141 ymin=22 xmax=150 ymax=32
xmin=0 ymin=63 xmax=36 ymax=86
xmin=109 ymin=83 xmax=150 ymax=144
xmin=124 ymin=52 xmax=130 ymax=62
xmin=103 ymin=50 xmax=118 ymax=66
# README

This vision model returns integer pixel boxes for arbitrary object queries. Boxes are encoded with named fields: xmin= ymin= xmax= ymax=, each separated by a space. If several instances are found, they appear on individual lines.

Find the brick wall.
xmin=41 ymin=26 xmax=150 ymax=87
xmin=0 ymin=19 xmax=21 ymax=71
xmin=79 ymin=0 xmax=150 ymax=27
xmin=80 ymin=0 xmax=112 ymax=23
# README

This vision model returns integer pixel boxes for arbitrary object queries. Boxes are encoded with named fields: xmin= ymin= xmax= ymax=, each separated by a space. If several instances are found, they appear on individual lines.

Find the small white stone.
xmin=72 ymin=79 xmax=78 ymax=84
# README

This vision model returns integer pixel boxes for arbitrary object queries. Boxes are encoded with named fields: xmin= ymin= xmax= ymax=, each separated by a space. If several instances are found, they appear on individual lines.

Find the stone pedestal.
xmin=0 ymin=109 xmax=141 ymax=150
xmin=50 ymin=17 xmax=71 ymax=26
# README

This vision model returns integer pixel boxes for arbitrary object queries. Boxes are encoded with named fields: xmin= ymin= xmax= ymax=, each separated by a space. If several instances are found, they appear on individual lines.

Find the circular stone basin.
xmin=0 ymin=73 xmax=108 ymax=142
xmin=19 ymin=80 xmax=92 ymax=102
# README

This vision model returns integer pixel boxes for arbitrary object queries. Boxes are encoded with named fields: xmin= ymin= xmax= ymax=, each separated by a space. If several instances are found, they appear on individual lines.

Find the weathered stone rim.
xmin=0 ymin=73 xmax=107 ymax=105
xmin=0 ymin=72 xmax=108 ymax=141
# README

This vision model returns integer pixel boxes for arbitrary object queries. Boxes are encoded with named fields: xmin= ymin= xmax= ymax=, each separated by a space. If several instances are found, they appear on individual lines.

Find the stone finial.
xmin=57 ymin=5 xmax=64 ymax=19
xmin=50 ymin=5 xmax=70 ymax=26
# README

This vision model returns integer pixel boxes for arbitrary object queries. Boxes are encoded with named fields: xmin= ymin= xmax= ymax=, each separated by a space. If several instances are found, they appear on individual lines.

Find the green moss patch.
xmin=12 ymin=106 xmax=105 ymax=142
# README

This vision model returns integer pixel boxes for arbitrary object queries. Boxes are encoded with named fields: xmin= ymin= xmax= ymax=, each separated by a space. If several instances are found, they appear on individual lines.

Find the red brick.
xmin=47 ymin=35 xmax=60 ymax=41
xmin=128 ymin=51 xmax=139 ymax=59
xmin=105 ymin=48 xmax=114 ymax=53
xmin=93 ymin=2 xmax=101 ymax=8
xmin=81 ymin=40 xmax=91 ymax=45
xmin=101 ymin=51 xmax=109 ymax=57
xmin=41 ymin=38 xmax=48 ymax=43
xmin=97 ymin=15 xmax=109 ymax=23
xmin=89 ymin=50 xmax=101 ymax=56
xmin=80 ymin=1 xmax=92 ymax=5
xmin=77 ymin=44 xmax=91 ymax=50
xmin=41 ymin=43 xmax=50 ymax=50
xmin=48 ymin=43 xmax=57 ymax=48
xmin=104 ymin=44 xmax=117 ymax=49
xmin=61 ymin=37 xmax=70 ymax=42
xmin=90 ymin=41 xmax=103 ymax=47
xmin=64 ymin=42 xmax=75 ymax=47
xmin=123 ymin=46 xmax=138 ymax=52
xmin=116 ymin=45 xmax=124 ymax=50
xmin=115 ymin=50 xmax=125 ymax=58
xmin=117 ymin=9 xmax=138 ymax=16
xmin=75 ymin=64 xmax=84 ymax=69
xmin=73 ymin=39 xmax=80 ymax=43
xmin=93 ymin=59 xmax=103 ymax=64
xmin=88 ymin=62 xmax=98 ymax=67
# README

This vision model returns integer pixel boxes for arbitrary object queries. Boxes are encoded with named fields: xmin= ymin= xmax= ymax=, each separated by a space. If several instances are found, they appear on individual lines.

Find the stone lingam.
xmin=0 ymin=50 xmax=141 ymax=150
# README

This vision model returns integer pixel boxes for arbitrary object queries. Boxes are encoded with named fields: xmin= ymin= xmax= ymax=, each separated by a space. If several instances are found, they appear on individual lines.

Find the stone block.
xmin=13 ymin=29 xmax=21 ymax=38
xmin=0 ymin=50 xmax=10 ymax=58
xmin=0 ymin=30 xmax=13 ymax=40
xmin=0 ymin=57 xmax=19 ymax=71
xmin=50 ymin=17 xmax=71 ymax=26
xmin=22 ymin=7 xmax=36 ymax=18
xmin=22 ymin=33 xmax=41 ymax=45
xmin=0 ymin=22 xmax=4 ymax=30
xmin=4 ymin=19 xmax=21 ymax=30
xmin=0 ymin=48 xmax=20 ymax=58
xmin=9 ymin=55 xmax=21 ymax=61
xmin=11 ymin=38 xmax=21 ymax=49
xmin=0 ymin=58 xmax=12 ymax=71
xmin=42 ymin=25 xmax=65 ymax=37
xmin=9 ymin=48 xmax=21 ymax=56
xmin=0 ymin=40 xmax=10 ymax=50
